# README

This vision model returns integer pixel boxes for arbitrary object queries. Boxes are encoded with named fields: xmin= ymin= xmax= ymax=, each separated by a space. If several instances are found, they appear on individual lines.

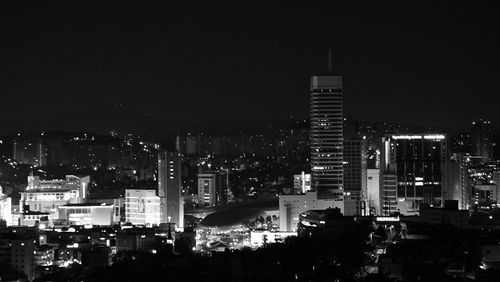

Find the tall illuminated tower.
xmin=310 ymin=50 xmax=344 ymax=204
xmin=158 ymin=151 xmax=183 ymax=229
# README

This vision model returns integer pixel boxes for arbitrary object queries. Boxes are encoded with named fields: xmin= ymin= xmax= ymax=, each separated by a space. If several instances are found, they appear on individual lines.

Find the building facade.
xmin=343 ymin=139 xmax=368 ymax=215
xmin=158 ymin=151 xmax=183 ymax=229
xmin=367 ymin=168 xmax=381 ymax=215
xmin=293 ymin=172 xmax=311 ymax=194
xmin=381 ymin=135 xmax=448 ymax=215
xmin=279 ymin=191 xmax=339 ymax=232
xmin=19 ymin=175 xmax=89 ymax=214
xmin=125 ymin=189 xmax=160 ymax=226
xmin=58 ymin=203 xmax=119 ymax=226
xmin=310 ymin=75 xmax=344 ymax=210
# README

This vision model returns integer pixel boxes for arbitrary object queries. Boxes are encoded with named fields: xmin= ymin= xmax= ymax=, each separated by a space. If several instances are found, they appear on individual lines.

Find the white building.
xmin=58 ymin=203 xmax=119 ymax=226
xmin=125 ymin=189 xmax=160 ymax=226
xmin=0 ymin=186 xmax=12 ymax=226
xmin=293 ymin=172 xmax=311 ymax=194
xmin=197 ymin=173 xmax=216 ymax=206
xmin=279 ymin=191 xmax=342 ymax=232
xmin=19 ymin=175 xmax=89 ymax=215
xmin=367 ymin=169 xmax=381 ymax=215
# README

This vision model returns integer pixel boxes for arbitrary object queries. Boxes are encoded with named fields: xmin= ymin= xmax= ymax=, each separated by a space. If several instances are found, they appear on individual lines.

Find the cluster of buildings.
xmin=11 ymin=132 xmax=157 ymax=180
xmin=278 ymin=62 xmax=499 ymax=234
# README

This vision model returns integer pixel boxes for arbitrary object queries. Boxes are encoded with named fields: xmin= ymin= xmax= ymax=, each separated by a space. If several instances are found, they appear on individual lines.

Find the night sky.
xmin=1 ymin=2 xmax=499 ymax=134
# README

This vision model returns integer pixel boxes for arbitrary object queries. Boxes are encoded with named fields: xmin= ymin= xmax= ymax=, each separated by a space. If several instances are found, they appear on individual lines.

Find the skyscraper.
xmin=310 ymin=66 xmax=344 ymax=207
xmin=158 ymin=151 xmax=183 ymax=229
xmin=471 ymin=119 xmax=494 ymax=163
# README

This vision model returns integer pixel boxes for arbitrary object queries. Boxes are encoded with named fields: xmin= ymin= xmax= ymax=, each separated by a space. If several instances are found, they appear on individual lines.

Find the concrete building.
xmin=125 ymin=189 xmax=160 ymax=226
xmin=471 ymin=119 xmax=495 ymax=163
xmin=444 ymin=153 xmax=471 ymax=210
xmin=473 ymin=184 xmax=498 ymax=205
xmin=382 ymin=174 xmax=397 ymax=216
xmin=0 ymin=235 xmax=36 ymax=281
xmin=367 ymin=169 xmax=381 ymax=215
xmin=310 ymin=73 xmax=344 ymax=209
xmin=158 ymin=151 xmax=183 ymax=229
xmin=293 ymin=172 xmax=311 ymax=194
xmin=197 ymin=173 xmax=216 ymax=206
xmin=19 ymin=175 xmax=90 ymax=214
xmin=197 ymin=171 xmax=229 ymax=207
xmin=381 ymin=135 xmax=448 ymax=215
xmin=116 ymin=228 xmax=156 ymax=252
xmin=279 ymin=191 xmax=341 ymax=232
xmin=58 ymin=203 xmax=119 ymax=226
xmin=343 ymin=139 xmax=367 ymax=216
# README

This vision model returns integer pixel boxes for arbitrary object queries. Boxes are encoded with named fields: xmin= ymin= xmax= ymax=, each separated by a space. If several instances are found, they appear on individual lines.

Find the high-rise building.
xmin=381 ymin=173 xmax=397 ymax=215
xmin=471 ymin=119 xmax=495 ymax=163
xmin=443 ymin=153 xmax=471 ymax=210
xmin=310 ymin=73 xmax=344 ymax=210
xmin=343 ymin=139 xmax=368 ymax=215
xmin=197 ymin=170 xmax=230 ymax=207
xmin=125 ymin=189 xmax=160 ymax=226
xmin=381 ymin=134 xmax=448 ymax=215
xmin=197 ymin=173 xmax=216 ymax=207
xmin=158 ymin=151 xmax=183 ymax=229
xmin=367 ymin=169 xmax=381 ymax=215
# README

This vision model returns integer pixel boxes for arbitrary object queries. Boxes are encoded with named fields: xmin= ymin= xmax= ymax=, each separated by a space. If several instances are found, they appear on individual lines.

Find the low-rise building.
xmin=279 ymin=191 xmax=341 ymax=232
xmin=58 ymin=203 xmax=119 ymax=226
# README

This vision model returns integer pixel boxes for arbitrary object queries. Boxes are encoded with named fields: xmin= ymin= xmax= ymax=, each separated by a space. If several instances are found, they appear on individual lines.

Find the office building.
xmin=293 ymin=172 xmax=311 ymax=194
xmin=125 ymin=189 xmax=160 ymax=226
xmin=197 ymin=170 xmax=229 ymax=206
xmin=472 ymin=184 xmax=498 ymax=205
xmin=0 ymin=235 xmax=36 ymax=281
xmin=58 ymin=203 xmax=119 ymax=226
xmin=444 ymin=153 xmax=471 ymax=210
xmin=19 ymin=175 xmax=89 ymax=214
xmin=116 ymin=228 xmax=156 ymax=252
xmin=381 ymin=174 xmax=398 ymax=215
xmin=197 ymin=173 xmax=217 ymax=206
xmin=158 ymin=151 xmax=183 ymax=229
xmin=310 ymin=72 xmax=344 ymax=208
xmin=279 ymin=191 xmax=338 ymax=232
xmin=381 ymin=134 xmax=448 ymax=215
xmin=367 ymin=169 xmax=381 ymax=215
xmin=343 ymin=139 xmax=367 ymax=215
xmin=471 ymin=119 xmax=494 ymax=163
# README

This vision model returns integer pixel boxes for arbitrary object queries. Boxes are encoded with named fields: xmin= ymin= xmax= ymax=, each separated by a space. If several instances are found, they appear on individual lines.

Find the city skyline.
xmin=1 ymin=3 xmax=500 ymax=281
xmin=1 ymin=2 xmax=500 ymax=134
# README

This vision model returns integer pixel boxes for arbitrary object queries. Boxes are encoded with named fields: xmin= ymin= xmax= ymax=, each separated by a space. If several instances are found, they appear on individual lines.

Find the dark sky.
xmin=1 ymin=2 xmax=499 ymax=134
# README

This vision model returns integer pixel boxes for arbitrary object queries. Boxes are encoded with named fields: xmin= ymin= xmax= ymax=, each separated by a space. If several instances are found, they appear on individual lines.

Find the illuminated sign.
xmin=392 ymin=135 xmax=422 ymax=140
xmin=375 ymin=216 xmax=400 ymax=222
xmin=424 ymin=135 xmax=445 ymax=140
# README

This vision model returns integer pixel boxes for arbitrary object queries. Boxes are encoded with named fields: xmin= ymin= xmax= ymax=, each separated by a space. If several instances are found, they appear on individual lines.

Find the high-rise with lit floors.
xmin=158 ymin=151 xmax=183 ymax=229
xmin=310 ymin=72 xmax=344 ymax=210
xmin=471 ymin=119 xmax=495 ymax=163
